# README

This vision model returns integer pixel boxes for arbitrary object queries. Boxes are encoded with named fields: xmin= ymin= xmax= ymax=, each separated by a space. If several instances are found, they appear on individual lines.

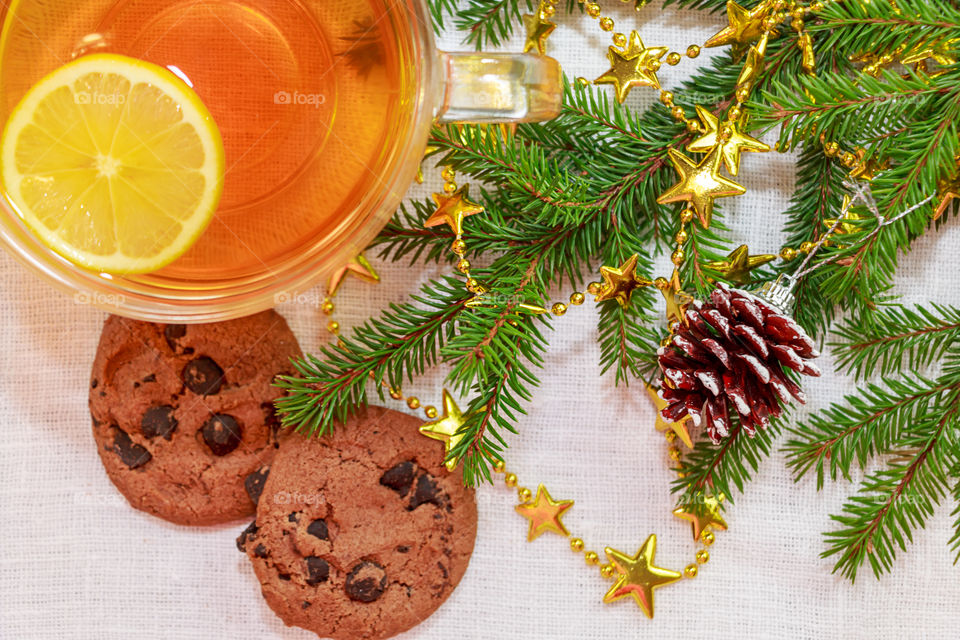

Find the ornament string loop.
xmin=791 ymin=186 xmax=935 ymax=282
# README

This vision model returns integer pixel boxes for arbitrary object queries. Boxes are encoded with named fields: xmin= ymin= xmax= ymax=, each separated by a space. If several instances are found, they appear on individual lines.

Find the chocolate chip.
xmin=301 ymin=601 xmax=312 ymax=610
xmin=91 ymin=379 xmax=98 ymax=389
xmin=164 ymin=324 xmax=186 ymax=350
xmin=306 ymin=518 xmax=328 ymax=540
xmin=437 ymin=562 xmax=448 ymax=579
xmin=253 ymin=544 xmax=269 ymax=558
xmin=236 ymin=521 xmax=258 ymax=552
xmin=305 ymin=557 xmax=330 ymax=585
xmin=142 ymin=373 xmax=156 ymax=384
xmin=201 ymin=414 xmax=242 ymax=456
xmin=396 ymin=545 xmax=410 ymax=553
xmin=261 ymin=402 xmax=282 ymax=435
xmin=380 ymin=461 xmax=415 ymax=497
xmin=141 ymin=405 xmax=177 ymax=440
xmin=408 ymin=473 xmax=443 ymax=511
xmin=183 ymin=356 xmax=224 ymax=395
xmin=278 ymin=573 xmax=291 ymax=581
xmin=112 ymin=428 xmax=151 ymax=469
xmin=244 ymin=467 xmax=269 ymax=505
xmin=287 ymin=512 xmax=300 ymax=523
xmin=344 ymin=561 xmax=386 ymax=603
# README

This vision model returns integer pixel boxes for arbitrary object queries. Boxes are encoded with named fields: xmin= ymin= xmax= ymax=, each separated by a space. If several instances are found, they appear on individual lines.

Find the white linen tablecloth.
xmin=2 ymin=3 xmax=959 ymax=638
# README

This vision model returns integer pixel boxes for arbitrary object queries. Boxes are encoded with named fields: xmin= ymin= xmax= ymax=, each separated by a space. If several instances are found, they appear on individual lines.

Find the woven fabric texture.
xmin=2 ymin=2 xmax=959 ymax=639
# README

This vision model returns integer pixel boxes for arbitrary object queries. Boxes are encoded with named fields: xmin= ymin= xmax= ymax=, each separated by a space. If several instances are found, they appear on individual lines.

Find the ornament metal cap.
xmin=749 ymin=274 xmax=796 ymax=314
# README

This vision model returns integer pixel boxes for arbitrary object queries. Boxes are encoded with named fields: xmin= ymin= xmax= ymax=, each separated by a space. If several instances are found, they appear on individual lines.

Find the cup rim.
xmin=0 ymin=0 xmax=437 ymax=322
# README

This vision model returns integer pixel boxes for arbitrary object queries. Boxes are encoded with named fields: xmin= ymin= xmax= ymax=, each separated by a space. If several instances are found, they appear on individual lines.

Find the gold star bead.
xmin=602 ymin=534 xmax=682 ymax=618
xmin=418 ymin=389 xmax=468 ymax=471
xmin=705 ymin=0 xmax=776 ymax=48
xmin=824 ymin=195 xmax=869 ymax=239
xmin=657 ymin=146 xmax=746 ymax=228
xmin=687 ymin=106 xmax=770 ymax=176
xmin=660 ymin=269 xmax=693 ymax=326
xmin=798 ymin=31 xmax=816 ymax=74
xmin=327 ymin=253 xmax=381 ymax=297
xmin=901 ymin=46 xmax=956 ymax=66
xmin=594 ymin=31 xmax=668 ymax=104
xmin=934 ymin=178 xmax=960 ymax=220
xmin=515 ymin=484 xmax=574 ymax=541
xmin=705 ymin=244 xmax=776 ymax=284
xmin=849 ymin=148 xmax=884 ymax=182
xmin=522 ymin=11 xmax=556 ymax=55
xmin=673 ymin=492 xmax=728 ymax=541
xmin=736 ymin=38 xmax=767 ymax=88
xmin=424 ymin=185 xmax=484 ymax=235
xmin=645 ymin=384 xmax=693 ymax=449
xmin=594 ymin=254 xmax=653 ymax=307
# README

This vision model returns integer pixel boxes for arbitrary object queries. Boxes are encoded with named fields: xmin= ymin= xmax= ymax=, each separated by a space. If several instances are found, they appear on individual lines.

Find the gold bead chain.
xmin=490 ymin=445 xmax=720 ymax=591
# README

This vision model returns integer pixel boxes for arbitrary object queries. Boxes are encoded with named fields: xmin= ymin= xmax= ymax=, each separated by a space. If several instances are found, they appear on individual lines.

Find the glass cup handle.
xmin=436 ymin=52 xmax=562 ymax=123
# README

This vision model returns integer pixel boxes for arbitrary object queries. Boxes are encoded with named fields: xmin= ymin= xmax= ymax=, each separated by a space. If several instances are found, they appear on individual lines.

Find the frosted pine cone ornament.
xmin=657 ymin=281 xmax=820 ymax=443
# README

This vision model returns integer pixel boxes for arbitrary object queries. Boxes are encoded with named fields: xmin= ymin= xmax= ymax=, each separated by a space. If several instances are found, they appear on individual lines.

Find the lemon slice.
xmin=1 ymin=53 xmax=224 ymax=274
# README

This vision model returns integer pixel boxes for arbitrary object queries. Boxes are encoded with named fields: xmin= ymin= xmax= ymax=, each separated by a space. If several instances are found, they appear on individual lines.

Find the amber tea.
xmin=0 ymin=0 xmax=418 ymax=281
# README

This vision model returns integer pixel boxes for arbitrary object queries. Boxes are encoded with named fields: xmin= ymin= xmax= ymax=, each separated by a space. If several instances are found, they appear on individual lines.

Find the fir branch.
xmin=452 ymin=0 xmax=581 ymax=49
xmin=452 ymin=0 xmax=533 ymax=49
xmin=773 ymin=145 xmax=847 ymax=335
xmin=442 ymin=258 xmax=552 ymax=483
xmin=832 ymin=304 xmax=960 ymax=379
xmin=758 ymin=71 xmax=958 ymax=151
xmin=822 ymin=408 xmax=957 ymax=581
xmin=275 ymin=277 xmax=469 ymax=435
xmin=426 ymin=0 xmax=460 ymax=31
xmin=787 ymin=340 xmax=960 ymax=580
xmin=813 ymin=0 xmax=960 ymax=57
xmin=596 ymin=234 xmax=661 ymax=383
xmin=951 ymin=466 xmax=960 ymax=564
xmin=784 ymin=376 xmax=948 ymax=486
xmin=674 ymin=415 xmax=782 ymax=506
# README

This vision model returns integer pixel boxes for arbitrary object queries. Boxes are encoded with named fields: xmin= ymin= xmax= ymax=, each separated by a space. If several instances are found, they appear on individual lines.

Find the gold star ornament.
xmin=657 ymin=146 xmax=746 ymax=227
xmin=515 ymin=484 xmax=574 ymax=541
xmin=603 ymin=534 xmax=682 ymax=618
xmin=594 ymin=254 xmax=653 ymax=307
xmin=901 ymin=46 xmax=957 ymax=67
xmin=646 ymin=384 xmax=693 ymax=448
xmin=327 ymin=253 xmax=381 ymax=297
xmin=824 ymin=195 xmax=869 ymax=244
xmin=424 ymin=185 xmax=484 ymax=235
xmin=673 ymin=492 xmax=728 ymax=541
xmin=705 ymin=244 xmax=776 ymax=284
xmin=849 ymin=148 xmax=885 ymax=182
xmin=705 ymin=0 xmax=776 ymax=48
xmin=657 ymin=269 xmax=694 ymax=327
xmin=522 ymin=9 xmax=556 ymax=55
xmin=418 ymin=389 xmax=468 ymax=471
xmin=594 ymin=31 xmax=668 ymax=104
xmin=934 ymin=178 xmax=960 ymax=220
xmin=687 ymin=106 xmax=770 ymax=176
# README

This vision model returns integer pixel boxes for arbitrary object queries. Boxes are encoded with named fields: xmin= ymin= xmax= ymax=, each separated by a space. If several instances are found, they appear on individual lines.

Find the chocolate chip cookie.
xmin=237 ymin=406 xmax=477 ymax=640
xmin=89 ymin=311 xmax=302 ymax=525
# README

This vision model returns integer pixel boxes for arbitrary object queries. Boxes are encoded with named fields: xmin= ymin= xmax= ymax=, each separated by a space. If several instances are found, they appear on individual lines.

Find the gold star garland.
xmin=308 ymin=0 xmax=928 ymax=621
xmin=418 ymin=389 xmax=469 ymax=471
xmin=705 ymin=245 xmax=776 ymax=284
xmin=594 ymin=30 xmax=668 ymax=103
xmin=522 ymin=0 xmax=558 ymax=55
